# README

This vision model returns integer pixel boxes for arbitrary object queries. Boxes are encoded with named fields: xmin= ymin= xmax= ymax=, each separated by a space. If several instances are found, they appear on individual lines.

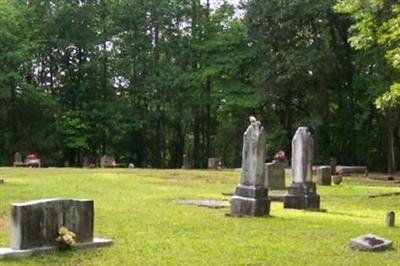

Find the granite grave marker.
xmin=283 ymin=127 xmax=320 ymax=209
xmin=230 ymin=116 xmax=270 ymax=216
xmin=0 ymin=198 xmax=113 ymax=259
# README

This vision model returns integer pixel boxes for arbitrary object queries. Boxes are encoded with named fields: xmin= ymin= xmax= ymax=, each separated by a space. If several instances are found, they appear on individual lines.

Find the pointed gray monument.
xmin=283 ymin=127 xmax=320 ymax=209
xmin=230 ymin=116 xmax=270 ymax=216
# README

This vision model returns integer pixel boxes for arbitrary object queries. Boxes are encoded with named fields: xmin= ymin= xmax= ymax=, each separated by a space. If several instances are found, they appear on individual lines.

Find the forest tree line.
xmin=0 ymin=0 xmax=399 ymax=171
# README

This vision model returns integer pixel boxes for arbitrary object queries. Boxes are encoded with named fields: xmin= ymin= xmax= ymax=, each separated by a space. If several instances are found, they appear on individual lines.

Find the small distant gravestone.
xmin=265 ymin=161 xmax=286 ymax=190
xmin=230 ymin=116 xmax=270 ymax=217
xmin=100 ymin=155 xmax=115 ymax=168
xmin=386 ymin=211 xmax=395 ymax=227
xmin=316 ymin=166 xmax=331 ymax=186
xmin=82 ymin=157 xmax=90 ymax=168
xmin=349 ymin=234 xmax=393 ymax=252
xmin=283 ymin=127 xmax=320 ymax=209
xmin=208 ymin=158 xmax=220 ymax=169
xmin=0 ymin=198 xmax=113 ymax=259
xmin=13 ymin=152 xmax=26 ymax=167
xmin=182 ymin=154 xmax=192 ymax=169
xmin=14 ymin=152 xmax=22 ymax=163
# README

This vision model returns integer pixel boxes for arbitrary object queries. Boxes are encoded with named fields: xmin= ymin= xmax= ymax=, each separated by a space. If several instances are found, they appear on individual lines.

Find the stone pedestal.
xmin=230 ymin=117 xmax=270 ymax=217
xmin=283 ymin=182 xmax=320 ymax=209
xmin=231 ymin=185 xmax=270 ymax=216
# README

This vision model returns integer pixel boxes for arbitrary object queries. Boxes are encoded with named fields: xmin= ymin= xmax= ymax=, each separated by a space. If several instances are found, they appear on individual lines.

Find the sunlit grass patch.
xmin=0 ymin=168 xmax=399 ymax=265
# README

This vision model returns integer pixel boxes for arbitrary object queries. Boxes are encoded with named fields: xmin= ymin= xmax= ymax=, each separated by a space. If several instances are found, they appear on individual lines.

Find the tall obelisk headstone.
xmin=230 ymin=117 xmax=270 ymax=216
xmin=283 ymin=127 xmax=320 ymax=209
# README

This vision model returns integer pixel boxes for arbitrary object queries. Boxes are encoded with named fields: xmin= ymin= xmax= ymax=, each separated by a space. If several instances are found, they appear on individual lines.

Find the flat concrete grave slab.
xmin=175 ymin=199 xmax=230 ymax=209
xmin=0 ymin=238 xmax=113 ymax=259
xmin=349 ymin=234 xmax=393 ymax=252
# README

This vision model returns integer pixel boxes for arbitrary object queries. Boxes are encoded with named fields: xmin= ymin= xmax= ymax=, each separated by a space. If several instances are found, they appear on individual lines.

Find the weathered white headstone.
xmin=230 ymin=117 xmax=270 ymax=216
xmin=283 ymin=127 xmax=320 ymax=209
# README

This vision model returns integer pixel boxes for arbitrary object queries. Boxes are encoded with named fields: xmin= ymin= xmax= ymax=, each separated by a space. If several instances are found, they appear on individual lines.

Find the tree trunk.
xmin=387 ymin=110 xmax=397 ymax=176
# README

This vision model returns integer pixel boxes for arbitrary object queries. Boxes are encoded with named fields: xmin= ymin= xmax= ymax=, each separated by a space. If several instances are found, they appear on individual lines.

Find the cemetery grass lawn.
xmin=1 ymin=168 xmax=400 ymax=266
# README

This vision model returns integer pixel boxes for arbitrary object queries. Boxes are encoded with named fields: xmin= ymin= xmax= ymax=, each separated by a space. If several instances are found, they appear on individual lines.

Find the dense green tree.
xmin=335 ymin=0 xmax=400 ymax=174
xmin=0 ymin=0 xmax=398 ymax=171
xmin=245 ymin=0 xmax=361 ymax=165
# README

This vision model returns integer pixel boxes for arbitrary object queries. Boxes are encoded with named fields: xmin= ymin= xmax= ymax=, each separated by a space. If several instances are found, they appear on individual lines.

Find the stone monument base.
xmin=0 ymin=238 xmax=113 ymax=259
xmin=283 ymin=182 xmax=320 ymax=209
xmin=230 ymin=185 xmax=270 ymax=216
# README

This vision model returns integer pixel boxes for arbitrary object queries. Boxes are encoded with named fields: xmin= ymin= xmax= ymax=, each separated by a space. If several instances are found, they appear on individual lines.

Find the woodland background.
xmin=0 ymin=0 xmax=399 ymax=172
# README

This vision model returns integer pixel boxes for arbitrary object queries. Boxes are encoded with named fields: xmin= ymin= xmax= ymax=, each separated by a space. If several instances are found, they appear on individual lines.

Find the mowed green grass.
xmin=0 ymin=168 xmax=400 ymax=266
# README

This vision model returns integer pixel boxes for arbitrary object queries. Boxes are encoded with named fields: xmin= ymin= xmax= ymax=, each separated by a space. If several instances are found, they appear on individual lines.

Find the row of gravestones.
xmin=230 ymin=117 xmax=319 ymax=216
xmin=265 ymin=162 xmax=337 ymax=189
xmin=13 ymin=153 xmax=129 ymax=168
xmin=229 ymin=117 xmax=394 ymax=252
xmin=0 ymin=199 xmax=113 ymax=259
xmin=13 ymin=153 xmax=41 ymax=168
xmin=82 ymin=155 xmax=131 ymax=168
